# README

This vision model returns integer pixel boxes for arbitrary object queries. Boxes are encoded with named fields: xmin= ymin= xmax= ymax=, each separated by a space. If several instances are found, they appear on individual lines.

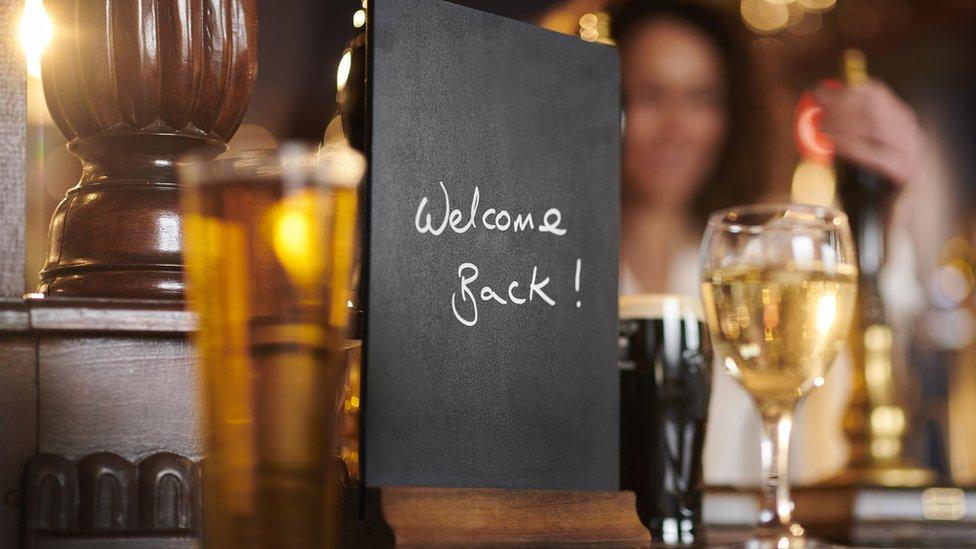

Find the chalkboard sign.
xmin=364 ymin=0 xmax=620 ymax=490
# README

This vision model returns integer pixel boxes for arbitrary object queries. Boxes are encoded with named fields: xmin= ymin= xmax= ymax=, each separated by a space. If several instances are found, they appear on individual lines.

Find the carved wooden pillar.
xmin=38 ymin=0 xmax=257 ymax=299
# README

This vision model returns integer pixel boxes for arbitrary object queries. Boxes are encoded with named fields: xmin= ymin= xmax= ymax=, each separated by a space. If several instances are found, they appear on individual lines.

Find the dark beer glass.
xmin=619 ymin=294 xmax=713 ymax=546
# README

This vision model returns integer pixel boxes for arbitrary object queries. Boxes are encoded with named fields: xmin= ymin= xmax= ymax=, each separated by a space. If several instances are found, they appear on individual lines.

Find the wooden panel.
xmin=37 ymin=536 xmax=198 ymax=549
xmin=0 ymin=0 xmax=26 ymax=297
xmin=0 ymin=335 xmax=37 ymax=544
xmin=38 ymin=336 xmax=202 ymax=461
xmin=377 ymin=486 xmax=650 ymax=546
xmin=22 ymin=452 xmax=202 ymax=549
xmin=28 ymin=298 xmax=195 ymax=333
xmin=0 ymin=297 xmax=29 ymax=330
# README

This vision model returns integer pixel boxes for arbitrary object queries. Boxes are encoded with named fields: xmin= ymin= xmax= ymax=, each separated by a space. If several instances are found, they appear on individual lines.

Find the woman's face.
xmin=621 ymin=18 xmax=729 ymax=210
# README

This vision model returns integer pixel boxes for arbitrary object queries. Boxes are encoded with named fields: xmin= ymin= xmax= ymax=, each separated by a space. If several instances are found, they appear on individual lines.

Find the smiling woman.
xmin=612 ymin=0 xmax=768 ymax=231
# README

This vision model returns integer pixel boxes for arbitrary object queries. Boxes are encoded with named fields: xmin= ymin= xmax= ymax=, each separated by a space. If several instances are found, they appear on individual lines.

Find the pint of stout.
xmin=619 ymin=294 xmax=713 ymax=546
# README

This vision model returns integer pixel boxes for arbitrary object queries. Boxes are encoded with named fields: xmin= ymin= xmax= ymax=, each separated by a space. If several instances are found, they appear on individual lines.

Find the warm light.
xmin=871 ymin=438 xmax=900 ymax=460
xmin=336 ymin=49 xmax=352 ymax=92
xmin=938 ymin=261 xmax=974 ymax=305
xmin=790 ymin=160 xmax=835 ymax=206
xmin=580 ymin=28 xmax=598 ymax=42
xmin=870 ymin=406 xmax=906 ymax=459
xmin=227 ymin=123 xmax=277 ymax=151
xmin=925 ymin=309 xmax=976 ymax=350
xmin=272 ymin=192 xmax=325 ymax=287
xmin=19 ymin=0 xmax=53 ymax=79
xmin=815 ymin=293 xmax=836 ymax=334
xmin=932 ymin=238 xmax=975 ymax=308
xmin=798 ymin=0 xmax=836 ymax=12
xmin=921 ymin=488 xmax=966 ymax=521
xmin=323 ymin=115 xmax=347 ymax=147
xmin=865 ymin=324 xmax=892 ymax=351
xmin=724 ymin=357 xmax=742 ymax=377
xmin=939 ymin=236 xmax=975 ymax=264
xmin=578 ymin=12 xmax=614 ymax=45
xmin=740 ymin=0 xmax=790 ymax=34
xmin=785 ymin=1 xmax=806 ymax=29
xmin=353 ymin=9 xmax=366 ymax=28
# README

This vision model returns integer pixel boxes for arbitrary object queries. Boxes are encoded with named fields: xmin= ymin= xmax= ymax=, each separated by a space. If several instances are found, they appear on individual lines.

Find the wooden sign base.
xmin=344 ymin=487 xmax=650 ymax=547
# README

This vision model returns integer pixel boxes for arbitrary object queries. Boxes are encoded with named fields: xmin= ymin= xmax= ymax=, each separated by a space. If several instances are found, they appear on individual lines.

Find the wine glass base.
xmin=726 ymin=537 xmax=841 ymax=548
xmin=734 ymin=523 xmax=835 ymax=549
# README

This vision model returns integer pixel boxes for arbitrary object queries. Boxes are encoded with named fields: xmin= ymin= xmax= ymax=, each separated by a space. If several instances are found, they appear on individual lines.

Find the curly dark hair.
xmin=608 ymin=0 xmax=769 ymax=225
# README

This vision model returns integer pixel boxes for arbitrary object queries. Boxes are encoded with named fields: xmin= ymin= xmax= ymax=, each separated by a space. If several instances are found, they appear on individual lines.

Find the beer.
xmin=618 ymin=294 xmax=712 ymax=546
xmin=181 ymin=144 xmax=364 ymax=548
xmin=701 ymin=264 xmax=857 ymax=412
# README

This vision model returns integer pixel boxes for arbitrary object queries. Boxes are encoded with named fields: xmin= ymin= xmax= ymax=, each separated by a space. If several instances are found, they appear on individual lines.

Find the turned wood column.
xmin=38 ymin=0 xmax=257 ymax=299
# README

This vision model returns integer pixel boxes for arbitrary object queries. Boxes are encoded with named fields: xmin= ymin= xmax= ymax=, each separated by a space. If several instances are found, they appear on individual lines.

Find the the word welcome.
xmin=415 ymin=181 xmax=566 ymax=237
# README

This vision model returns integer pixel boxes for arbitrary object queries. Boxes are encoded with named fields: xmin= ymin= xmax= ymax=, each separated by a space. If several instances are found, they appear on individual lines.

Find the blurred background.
xmin=19 ymin=0 xmax=976 ymax=485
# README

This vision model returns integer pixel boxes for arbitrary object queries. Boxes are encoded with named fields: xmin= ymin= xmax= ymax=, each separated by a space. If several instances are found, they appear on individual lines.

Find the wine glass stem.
xmin=758 ymin=407 xmax=795 ymax=530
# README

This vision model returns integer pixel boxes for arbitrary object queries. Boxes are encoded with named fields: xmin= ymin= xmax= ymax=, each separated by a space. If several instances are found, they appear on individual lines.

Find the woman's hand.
xmin=814 ymin=79 xmax=924 ymax=187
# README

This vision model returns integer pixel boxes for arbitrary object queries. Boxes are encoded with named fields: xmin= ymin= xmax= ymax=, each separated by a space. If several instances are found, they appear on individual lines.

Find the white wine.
xmin=701 ymin=264 xmax=857 ymax=411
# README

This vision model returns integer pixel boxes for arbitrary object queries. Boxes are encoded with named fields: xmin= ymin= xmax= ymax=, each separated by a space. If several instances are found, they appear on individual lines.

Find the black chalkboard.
xmin=363 ymin=0 xmax=620 ymax=490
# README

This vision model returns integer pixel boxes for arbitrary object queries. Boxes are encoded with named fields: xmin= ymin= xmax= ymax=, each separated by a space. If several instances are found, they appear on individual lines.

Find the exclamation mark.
xmin=575 ymin=258 xmax=581 ymax=308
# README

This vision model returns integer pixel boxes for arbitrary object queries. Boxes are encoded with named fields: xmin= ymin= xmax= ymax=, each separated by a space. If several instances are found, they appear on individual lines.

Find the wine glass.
xmin=699 ymin=204 xmax=857 ymax=548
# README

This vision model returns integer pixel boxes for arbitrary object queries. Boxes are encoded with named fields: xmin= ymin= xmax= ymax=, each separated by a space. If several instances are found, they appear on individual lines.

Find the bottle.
xmin=835 ymin=50 xmax=931 ymax=485
xmin=835 ymin=49 xmax=894 ymax=337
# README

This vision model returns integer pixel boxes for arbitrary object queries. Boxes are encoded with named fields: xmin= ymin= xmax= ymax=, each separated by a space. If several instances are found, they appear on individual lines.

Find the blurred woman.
xmin=609 ymin=0 xmax=924 ymax=485
xmin=613 ymin=1 xmax=766 ymax=298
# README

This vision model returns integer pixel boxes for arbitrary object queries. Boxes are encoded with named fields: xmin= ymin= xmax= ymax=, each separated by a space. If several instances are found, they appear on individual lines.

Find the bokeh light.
xmin=937 ymin=261 xmax=975 ymax=305
xmin=272 ymin=191 xmax=327 ymax=288
xmin=19 ymin=0 xmax=53 ymax=79
xmin=925 ymin=309 xmax=976 ymax=350
xmin=786 ymin=1 xmax=807 ymax=29
xmin=578 ymin=12 xmax=613 ymax=45
xmin=336 ymin=49 xmax=352 ymax=92
xmin=789 ymin=11 xmax=823 ymax=36
xmin=740 ymin=0 xmax=790 ymax=35
xmin=939 ymin=236 xmax=975 ymax=265
xmin=798 ymin=0 xmax=837 ymax=13
xmin=931 ymin=237 xmax=976 ymax=309
xmin=227 ymin=124 xmax=277 ymax=151
xmin=740 ymin=0 xmax=836 ymax=36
